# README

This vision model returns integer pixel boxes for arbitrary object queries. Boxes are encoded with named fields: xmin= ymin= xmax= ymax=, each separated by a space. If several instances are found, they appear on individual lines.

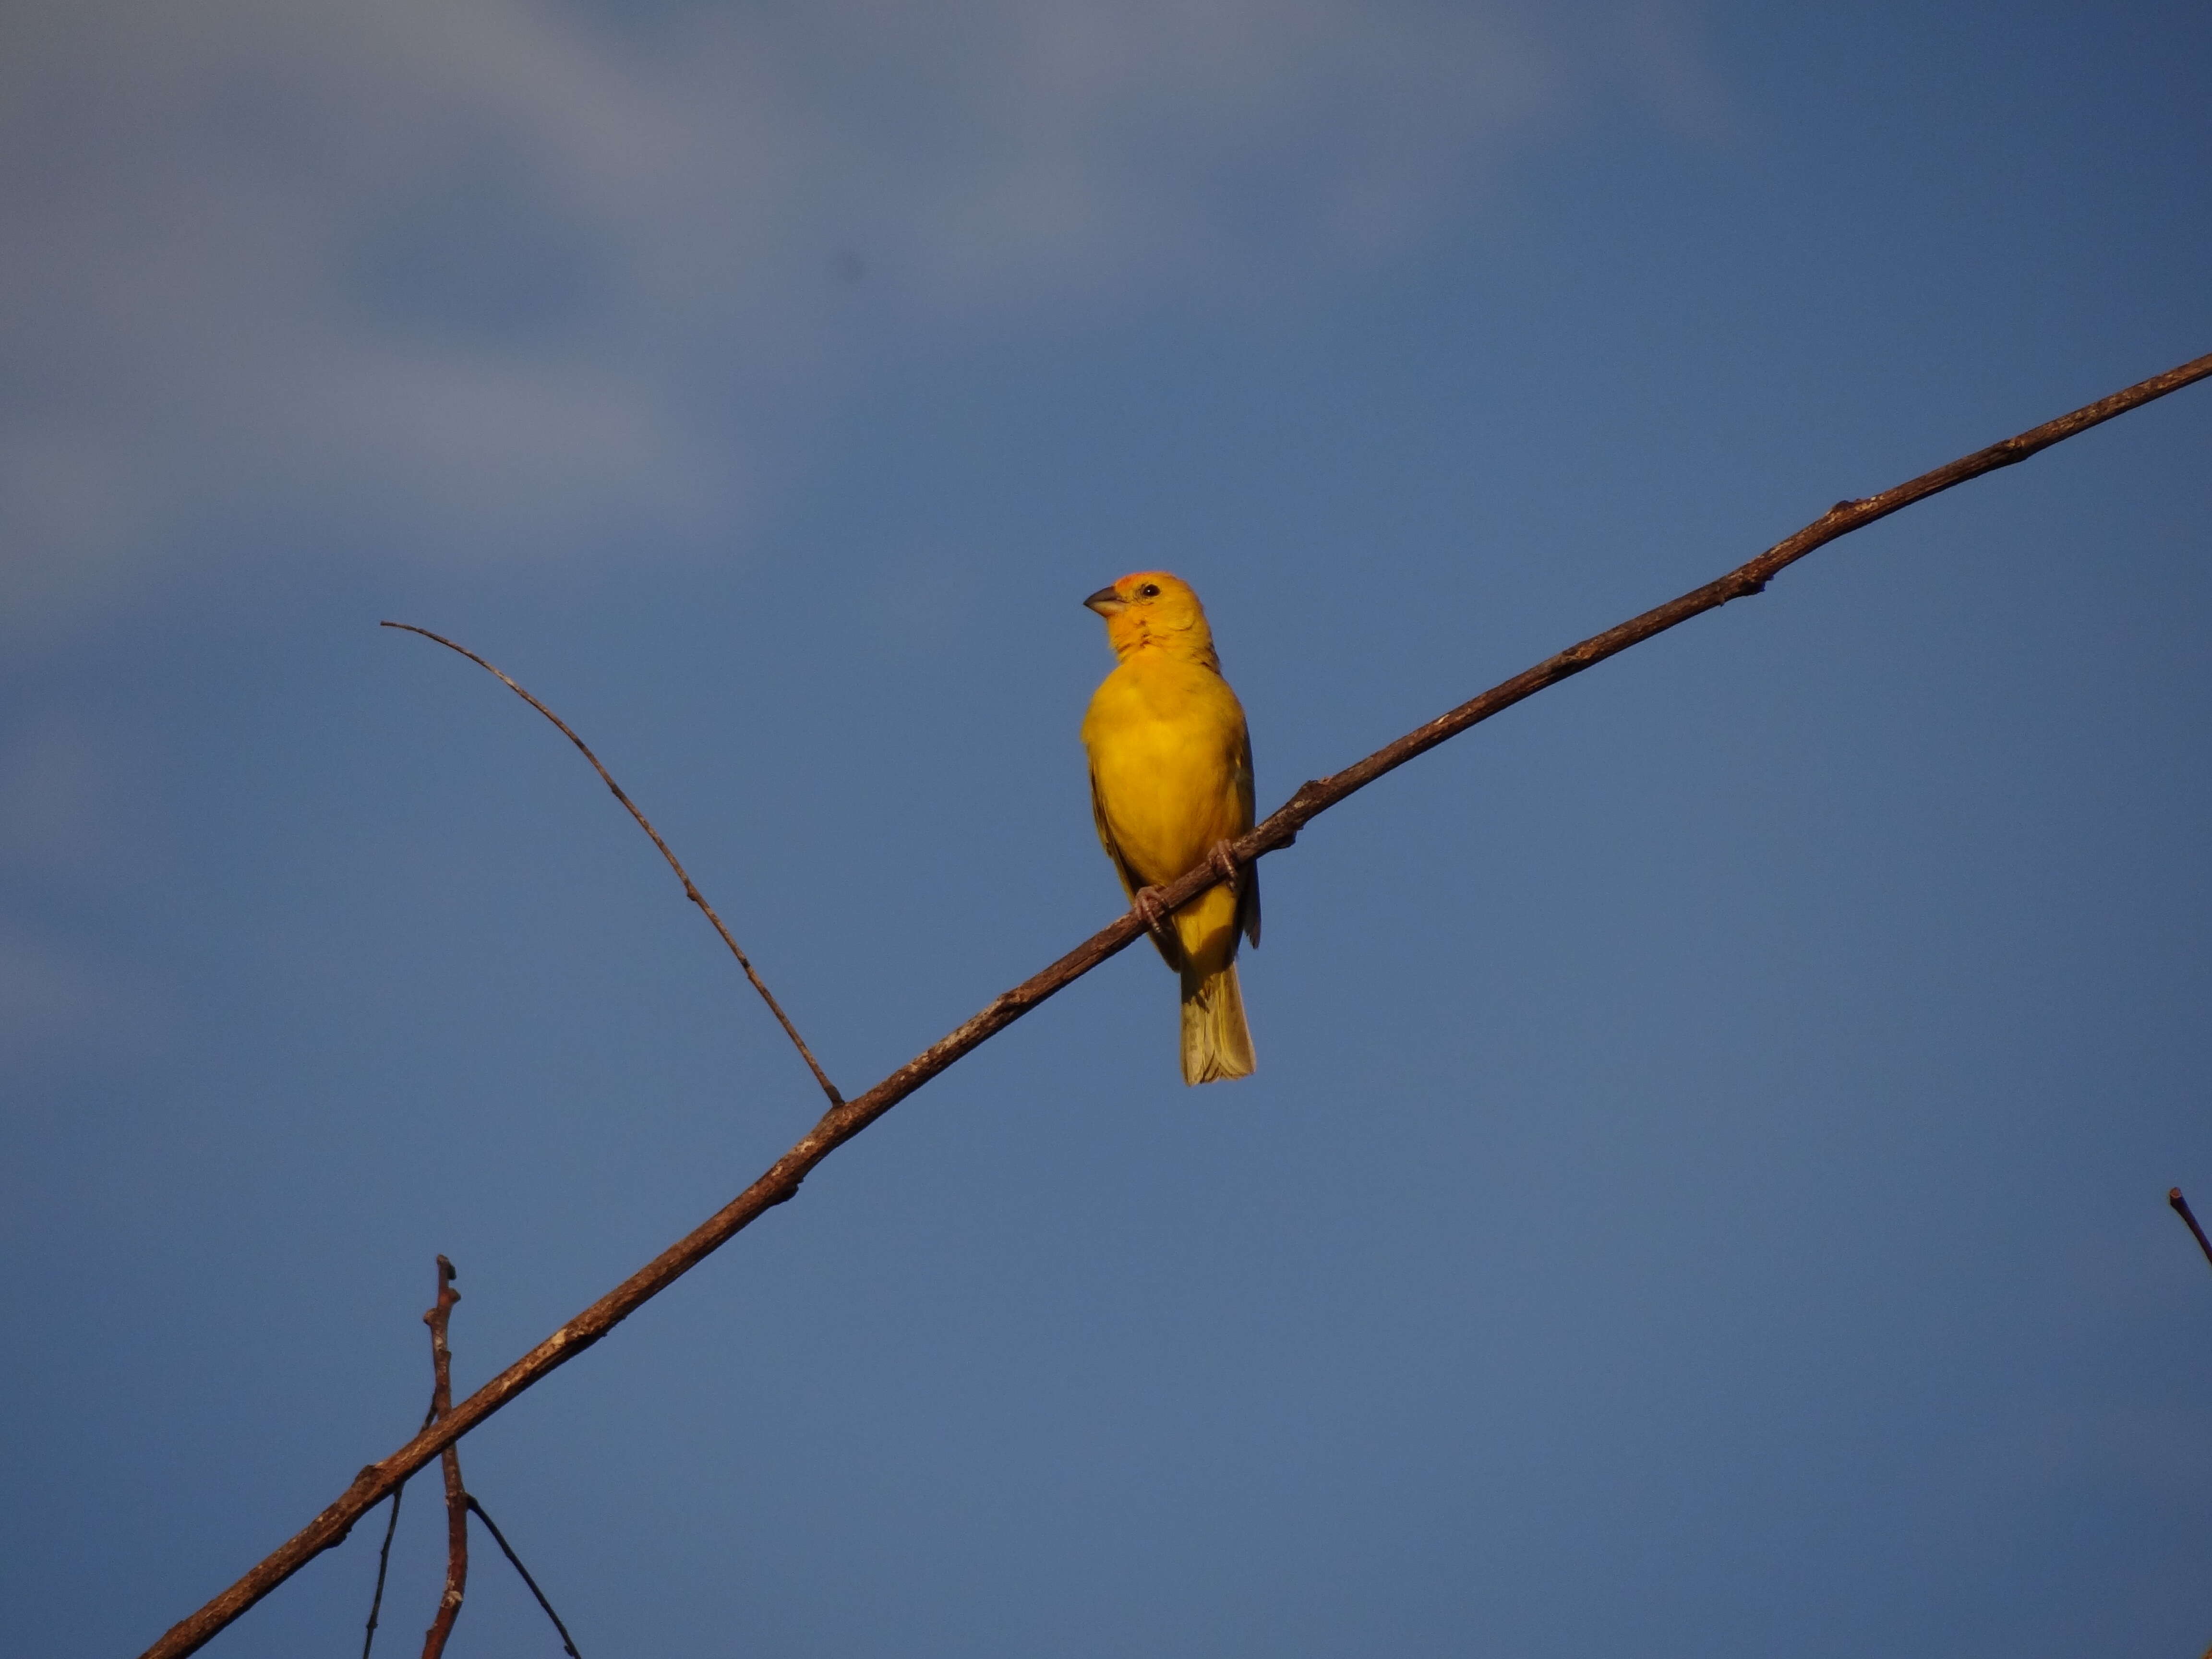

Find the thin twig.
xmin=2170 ymin=1189 xmax=2212 ymax=1273
xmin=362 ymin=1394 xmax=441 ymax=1656
xmin=379 ymin=621 xmax=843 ymax=1110
xmin=466 ymin=1496 xmax=584 ymax=1658
xmin=359 ymin=1489 xmax=405 ymax=1659
xmin=140 ymin=348 xmax=2212 ymax=1659
xmin=420 ymin=1257 xmax=467 ymax=1659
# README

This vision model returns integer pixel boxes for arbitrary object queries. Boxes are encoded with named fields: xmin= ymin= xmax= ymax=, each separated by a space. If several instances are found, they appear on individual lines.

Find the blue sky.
xmin=5 ymin=2 xmax=2211 ymax=1655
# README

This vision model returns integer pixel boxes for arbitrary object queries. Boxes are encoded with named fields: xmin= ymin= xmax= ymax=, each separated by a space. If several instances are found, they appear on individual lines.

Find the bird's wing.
xmin=1090 ymin=760 xmax=1185 ymax=970
xmin=1233 ymin=725 xmax=1261 ymax=949
xmin=1088 ymin=761 xmax=1140 ymax=902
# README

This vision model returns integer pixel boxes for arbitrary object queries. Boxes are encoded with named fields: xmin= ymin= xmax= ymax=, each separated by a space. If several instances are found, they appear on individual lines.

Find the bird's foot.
xmin=1206 ymin=840 xmax=1240 ymax=888
xmin=1131 ymin=886 xmax=1175 ymax=948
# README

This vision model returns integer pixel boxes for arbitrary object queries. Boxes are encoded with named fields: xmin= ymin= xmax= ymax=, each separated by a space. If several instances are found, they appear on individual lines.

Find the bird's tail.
xmin=1179 ymin=961 xmax=1255 ymax=1085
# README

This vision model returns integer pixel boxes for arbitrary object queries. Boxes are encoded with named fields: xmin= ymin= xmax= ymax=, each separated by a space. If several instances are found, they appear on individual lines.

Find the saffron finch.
xmin=1081 ymin=572 xmax=1259 ymax=1084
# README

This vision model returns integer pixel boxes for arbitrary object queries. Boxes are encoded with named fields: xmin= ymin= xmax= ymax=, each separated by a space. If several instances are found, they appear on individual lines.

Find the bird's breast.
xmin=1082 ymin=657 xmax=1250 ymax=888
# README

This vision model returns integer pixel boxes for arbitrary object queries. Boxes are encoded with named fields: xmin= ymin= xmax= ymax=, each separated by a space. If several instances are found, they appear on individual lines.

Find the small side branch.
xmin=141 ymin=348 xmax=2212 ymax=1659
xmin=379 ymin=621 xmax=843 ymax=1110
xmin=466 ymin=1496 xmax=584 ymax=1658
xmin=358 ymin=1489 xmax=405 ymax=1659
xmin=2176 ymin=1185 xmax=2212 ymax=1659
xmin=362 ymin=1395 xmax=439 ymax=1657
xmin=421 ymin=1257 xmax=468 ymax=1659
xmin=2170 ymin=1189 xmax=2212 ymax=1273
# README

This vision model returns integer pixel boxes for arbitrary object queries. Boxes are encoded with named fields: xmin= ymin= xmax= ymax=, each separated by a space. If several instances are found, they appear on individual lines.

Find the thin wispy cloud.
xmin=0 ymin=0 xmax=1720 ymax=626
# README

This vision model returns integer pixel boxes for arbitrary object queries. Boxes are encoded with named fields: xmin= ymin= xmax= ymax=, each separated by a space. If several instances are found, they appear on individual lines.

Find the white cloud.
xmin=0 ymin=0 xmax=1723 ymax=627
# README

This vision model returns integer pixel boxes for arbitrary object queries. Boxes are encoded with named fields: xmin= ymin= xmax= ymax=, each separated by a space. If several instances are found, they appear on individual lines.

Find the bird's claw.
xmin=1206 ymin=841 xmax=1240 ymax=888
xmin=1131 ymin=886 xmax=1174 ymax=947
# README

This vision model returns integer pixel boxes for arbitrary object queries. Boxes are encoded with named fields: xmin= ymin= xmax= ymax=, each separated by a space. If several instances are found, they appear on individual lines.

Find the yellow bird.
xmin=1081 ymin=572 xmax=1259 ymax=1084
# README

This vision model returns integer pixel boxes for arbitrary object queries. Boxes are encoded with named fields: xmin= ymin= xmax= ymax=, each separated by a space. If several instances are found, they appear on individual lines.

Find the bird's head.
xmin=1083 ymin=571 xmax=1216 ymax=664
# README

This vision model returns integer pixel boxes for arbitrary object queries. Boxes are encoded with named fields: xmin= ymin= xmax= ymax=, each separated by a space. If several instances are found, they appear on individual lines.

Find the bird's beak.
xmin=1083 ymin=585 xmax=1126 ymax=616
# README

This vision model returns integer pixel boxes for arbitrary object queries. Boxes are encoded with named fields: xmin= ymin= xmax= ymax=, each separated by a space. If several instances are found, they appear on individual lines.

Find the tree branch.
xmin=466 ymin=1496 xmax=585 ymax=1659
xmin=358 ymin=1490 xmax=404 ymax=1659
xmin=140 ymin=349 xmax=2212 ymax=1659
xmin=362 ymin=1391 xmax=438 ymax=1656
xmin=420 ymin=1257 xmax=467 ymax=1659
xmin=2170 ymin=1188 xmax=2212 ymax=1273
xmin=378 ymin=621 xmax=844 ymax=1110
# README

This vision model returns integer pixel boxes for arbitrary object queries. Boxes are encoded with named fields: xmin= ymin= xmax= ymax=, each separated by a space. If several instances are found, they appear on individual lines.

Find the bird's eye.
xmin=1138 ymin=582 xmax=1160 ymax=598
